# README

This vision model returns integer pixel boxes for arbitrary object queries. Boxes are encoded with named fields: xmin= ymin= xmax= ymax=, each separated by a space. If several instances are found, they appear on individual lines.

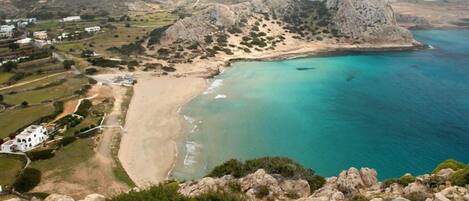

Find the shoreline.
xmin=118 ymin=75 xmax=206 ymax=187
xmin=119 ymin=41 xmax=428 ymax=186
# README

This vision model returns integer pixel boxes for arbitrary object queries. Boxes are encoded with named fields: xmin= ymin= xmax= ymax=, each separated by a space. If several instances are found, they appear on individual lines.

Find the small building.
xmin=4 ymin=18 xmax=37 ymax=24
xmin=0 ymin=25 xmax=15 ymax=33
xmin=0 ymin=125 xmax=48 ymax=152
xmin=58 ymin=32 xmax=70 ymax=40
xmin=61 ymin=16 xmax=81 ymax=22
xmin=0 ymin=32 xmax=12 ymax=39
xmin=33 ymin=31 xmax=48 ymax=40
xmin=15 ymin=37 xmax=32 ymax=44
xmin=84 ymin=26 xmax=101 ymax=33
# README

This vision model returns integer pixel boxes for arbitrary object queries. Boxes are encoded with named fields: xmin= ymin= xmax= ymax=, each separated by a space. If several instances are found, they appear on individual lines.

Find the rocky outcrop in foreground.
xmin=10 ymin=160 xmax=469 ymax=201
xmin=176 ymin=167 xmax=468 ymax=201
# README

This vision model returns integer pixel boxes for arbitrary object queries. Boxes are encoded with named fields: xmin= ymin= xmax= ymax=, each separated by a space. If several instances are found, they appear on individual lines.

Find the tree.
xmin=85 ymin=67 xmax=98 ymax=75
xmin=8 ymin=43 xmax=20 ymax=51
xmin=63 ymin=60 xmax=75 ymax=70
xmin=21 ymin=101 xmax=29 ymax=107
xmin=1 ymin=61 xmax=17 ymax=72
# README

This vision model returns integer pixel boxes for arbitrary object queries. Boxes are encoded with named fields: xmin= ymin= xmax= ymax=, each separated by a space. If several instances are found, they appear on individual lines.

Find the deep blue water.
xmin=173 ymin=30 xmax=469 ymax=180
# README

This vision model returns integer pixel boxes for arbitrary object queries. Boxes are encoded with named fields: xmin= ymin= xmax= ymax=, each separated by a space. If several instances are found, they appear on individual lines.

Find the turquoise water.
xmin=173 ymin=30 xmax=469 ymax=180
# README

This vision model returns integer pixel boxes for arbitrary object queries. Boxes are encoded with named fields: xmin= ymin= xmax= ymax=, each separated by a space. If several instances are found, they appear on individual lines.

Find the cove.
xmin=172 ymin=30 xmax=469 ymax=180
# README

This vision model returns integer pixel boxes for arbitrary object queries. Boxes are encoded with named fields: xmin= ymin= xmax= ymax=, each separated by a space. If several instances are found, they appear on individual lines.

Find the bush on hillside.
xmin=207 ymin=157 xmax=325 ymax=192
xmin=399 ymin=174 xmax=416 ymax=186
xmin=13 ymin=168 xmax=41 ymax=193
xmin=75 ymin=99 xmax=92 ymax=117
xmin=449 ymin=167 xmax=469 ymax=186
xmin=433 ymin=159 xmax=466 ymax=173
xmin=27 ymin=149 xmax=55 ymax=161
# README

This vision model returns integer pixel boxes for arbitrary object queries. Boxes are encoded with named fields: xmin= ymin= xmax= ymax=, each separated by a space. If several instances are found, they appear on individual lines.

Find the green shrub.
xmin=405 ymin=192 xmax=428 ymax=201
xmin=75 ymin=99 xmax=92 ymax=117
xmin=228 ymin=181 xmax=241 ymax=193
xmin=382 ymin=179 xmax=399 ymax=188
xmin=208 ymin=159 xmax=245 ymax=178
xmin=13 ymin=168 xmax=41 ymax=193
xmin=207 ymin=157 xmax=325 ymax=192
xmin=60 ymin=136 xmax=76 ymax=147
xmin=449 ymin=167 xmax=469 ymax=186
xmin=111 ymin=182 xmax=189 ymax=201
xmin=27 ymin=149 xmax=55 ymax=161
xmin=255 ymin=185 xmax=269 ymax=199
xmin=351 ymin=194 xmax=369 ymax=201
xmin=195 ymin=191 xmax=244 ymax=201
xmin=399 ymin=174 xmax=416 ymax=186
xmin=432 ymin=159 xmax=465 ymax=173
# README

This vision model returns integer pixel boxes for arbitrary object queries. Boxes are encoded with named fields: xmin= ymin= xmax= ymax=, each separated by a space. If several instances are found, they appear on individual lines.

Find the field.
xmin=0 ymin=154 xmax=26 ymax=187
xmin=2 ymin=77 xmax=87 ymax=105
xmin=0 ymin=72 xmax=14 ymax=84
xmin=0 ymin=104 xmax=55 ymax=139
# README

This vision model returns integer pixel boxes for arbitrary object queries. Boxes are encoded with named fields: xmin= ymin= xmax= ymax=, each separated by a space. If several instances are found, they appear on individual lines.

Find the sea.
xmin=172 ymin=30 xmax=469 ymax=180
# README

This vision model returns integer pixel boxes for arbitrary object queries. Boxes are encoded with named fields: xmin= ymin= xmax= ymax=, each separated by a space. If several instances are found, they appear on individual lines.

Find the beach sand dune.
xmin=118 ymin=75 xmax=206 ymax=186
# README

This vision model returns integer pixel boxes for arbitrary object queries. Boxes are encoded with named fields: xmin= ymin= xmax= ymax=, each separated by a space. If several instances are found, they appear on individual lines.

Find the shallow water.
xmin=172 ymin=30 xmax=469 ymax=180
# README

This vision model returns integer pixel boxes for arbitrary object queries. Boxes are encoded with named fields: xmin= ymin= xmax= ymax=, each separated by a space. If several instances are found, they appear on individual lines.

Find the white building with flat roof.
xmin=0 ymin=25 xmax=15 ymax=33
xmin=33 ymin=31 xmax=48 ymax=40
xmin=84 ymin=26 xmax=101 ymax=33
xmin=61 ymin=16 xmax=81 ymax=22
xmin=1 ymin=125 xmax=48 ymax=152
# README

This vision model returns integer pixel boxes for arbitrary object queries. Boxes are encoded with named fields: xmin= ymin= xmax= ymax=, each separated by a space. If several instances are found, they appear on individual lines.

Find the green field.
xmin=0 ymin=72 xmax=14 ymax=84
xmin=2 ymin=77 xmax=87 ymax=105
xmin=0 ymin=154 xmax=25 ymax=186
xmin=0 ymin=73 xmax=69 ymax=94
xmin=0 ymin=104 xmax=55 ymax=139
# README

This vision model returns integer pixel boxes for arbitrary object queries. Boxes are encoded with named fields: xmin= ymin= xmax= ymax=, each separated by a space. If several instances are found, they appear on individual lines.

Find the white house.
xmin=4 ymin=18 xmax=37 ymax=24
xmin=0 ymin=125 xmax=48 ymax=152
xmin=33 ymin=31 xmax=48 ymax=40
xmin=0 ymin=32 xmax=12 ymax=38
xmin=84 ymin=26 xmax=101 ymax=33
xmin=61 ymin=16 xmax=81 ymax=22
xmin=15 ymin=37 xmax=32 ymax=44
xmin=0 ymin=25 xmax=15 ymax=33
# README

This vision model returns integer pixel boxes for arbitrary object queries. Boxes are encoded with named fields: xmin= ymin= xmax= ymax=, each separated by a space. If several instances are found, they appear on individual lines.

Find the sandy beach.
xmin=118 ymin=75 xmax=206 ymax=186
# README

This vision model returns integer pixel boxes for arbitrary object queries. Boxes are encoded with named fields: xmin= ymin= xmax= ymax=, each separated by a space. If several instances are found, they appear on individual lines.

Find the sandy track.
xmin=118 ymin=75 xmax=206 ymax=186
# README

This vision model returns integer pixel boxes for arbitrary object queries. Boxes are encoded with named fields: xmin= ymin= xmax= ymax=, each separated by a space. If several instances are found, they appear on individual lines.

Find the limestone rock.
xmin=44 ymin=194 xmax=75 ymax=201
xmin=304 ymin=186 xmax=345 ymax=201
xmin=4 ymin=198 xmax=22 ymax=201
xmin=279 ymin=179 xmax=311 ymax=198
xmin=436 ymin=169 xmax=455 ymax=180
xmin=178 ymin=175 xmax=234 ymax=197
xmin=385 ymin=183 xmax=404 ymax=196
xmin=336 ymin=167 xmax=378 ymax=195
xmin=78 ymin=194 xmax=106 ymax=201
xmin=392 ymin=197 xmax=411 ymax=201
xmin=240 ymin=169 xmax=282 ymax=199
xmin=404 ymin=182 xmax=429 ymax=195
xmin=438 ymin=186 xmax=468 ymax=201
xmin=370 ymin=198 xmax=384 ymax=201
xmin=435 ymin=192 xmax=451 ymax=201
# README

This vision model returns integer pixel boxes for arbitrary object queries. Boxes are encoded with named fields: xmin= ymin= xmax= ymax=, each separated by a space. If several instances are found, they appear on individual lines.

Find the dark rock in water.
xmin=296 ymin=67 xmax=316 ymax=71
xmin=346 ymin=71 xmax=357 ymax=82
xmin=410 ymin=64 xmax=420 ymax=69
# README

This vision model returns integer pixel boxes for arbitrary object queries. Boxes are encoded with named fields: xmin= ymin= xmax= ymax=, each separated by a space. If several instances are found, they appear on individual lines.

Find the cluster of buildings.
xmin=0 ymin=18 xmax=37 ymax=39
xmin=1 ymin=125 xmax=49 ymax=153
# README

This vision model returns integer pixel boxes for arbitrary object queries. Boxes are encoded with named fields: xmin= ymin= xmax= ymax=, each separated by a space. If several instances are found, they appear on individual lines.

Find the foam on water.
xmin=203 ymin=79 xmax=223 ymax=95
xmin=183 ymin=141 xmax=202 ymax=166
xmin=215 ymin=94 xmax=227 ymax=99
